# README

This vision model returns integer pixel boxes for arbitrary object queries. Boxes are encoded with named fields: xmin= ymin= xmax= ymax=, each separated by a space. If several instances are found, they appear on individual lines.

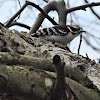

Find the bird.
xmin=31 ymin=25 xmax=85 ymax=45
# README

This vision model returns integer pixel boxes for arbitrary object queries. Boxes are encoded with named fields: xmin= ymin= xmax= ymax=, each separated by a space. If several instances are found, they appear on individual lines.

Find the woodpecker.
xmin=31 ymin=25 xmax=85 ymax=45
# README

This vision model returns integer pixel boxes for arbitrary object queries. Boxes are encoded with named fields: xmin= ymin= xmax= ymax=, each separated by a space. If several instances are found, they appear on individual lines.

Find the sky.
xmin=0 ymin=0 xmax=100 ymax=62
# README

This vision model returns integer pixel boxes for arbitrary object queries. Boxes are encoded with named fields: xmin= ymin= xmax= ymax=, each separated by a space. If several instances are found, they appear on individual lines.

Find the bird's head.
xmin=67 ymin=25 xmax=85 ymax=35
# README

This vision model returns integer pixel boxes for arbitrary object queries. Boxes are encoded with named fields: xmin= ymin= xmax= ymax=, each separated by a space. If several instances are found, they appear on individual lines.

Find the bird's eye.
xmin=73 ymin=26 xmax=81 ymax=31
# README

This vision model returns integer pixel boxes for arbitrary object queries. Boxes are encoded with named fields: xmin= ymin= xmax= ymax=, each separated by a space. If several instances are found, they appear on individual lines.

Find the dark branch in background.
xmin=78 ymin=34 xmax=82 ymax=55
xmin=16 ymin=0 xmax=21 ymax=21
xmin=5 ymin=1 xmax=57 ymax=28
xmin=83 ymin=36 xmax=100 ymax=52
xmin=86 ymin=53 xmax=89 ymax=59
xmin=29 ymin=0 xmax=66 ymax=34
xmin=18 ymin=0 xmax=21 ymax=8
xmin=67 ymin=2 xmax=100 ymax=13
xmin=83 ymin=32 xmax=100 ymax=51
xmin=85 ymin=0 xmax=100 ymax=20
xmin=8 ymin=21 xmax=30 ymax=30
xmin=43 ymin=0 xmax=49 ymax=3
xmin=87 ymin=32 xmax=100 ymax=40
xmin=86 ymin=32 xmax=100 ymax=45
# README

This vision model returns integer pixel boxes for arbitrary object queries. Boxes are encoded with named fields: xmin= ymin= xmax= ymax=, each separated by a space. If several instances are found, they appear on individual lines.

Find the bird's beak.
xmin=80 ymin=28 xmax=86 ymax=33
xmin=81 ymin=30 xmax=86 ymax=33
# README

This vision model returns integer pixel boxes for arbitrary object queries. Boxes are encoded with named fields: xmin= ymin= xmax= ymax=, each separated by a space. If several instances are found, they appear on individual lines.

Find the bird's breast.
xmin=40 ymin=32 xmax=78 ymax=45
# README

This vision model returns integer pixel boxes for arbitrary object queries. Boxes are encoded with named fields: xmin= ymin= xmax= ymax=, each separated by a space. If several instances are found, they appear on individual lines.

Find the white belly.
xmin=40 ymin=32 xmax=79 ymax=45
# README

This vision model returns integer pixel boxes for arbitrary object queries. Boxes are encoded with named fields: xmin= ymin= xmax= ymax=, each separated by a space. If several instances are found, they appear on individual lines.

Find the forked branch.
xmin=5 ymin=1 xmax=57 ymax=28
xmin=5 ymin=0 xmax=100 ymax=36
xmin=8 ymin=21 xmax=30 ymax=30
xmin=67 ymin=2 xmax=100 ymax=13
xmin=84 ymin=0 xmax=100 ymax=20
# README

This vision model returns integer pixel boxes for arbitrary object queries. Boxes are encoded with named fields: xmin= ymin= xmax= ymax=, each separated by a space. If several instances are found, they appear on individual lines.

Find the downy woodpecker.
xmin=31 ymin=25 xmax=85 ymax=45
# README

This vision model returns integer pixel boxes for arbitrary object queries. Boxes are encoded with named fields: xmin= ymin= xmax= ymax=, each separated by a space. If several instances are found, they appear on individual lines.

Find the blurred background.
xmin=0 ymin=0 xmax=100 ymax=62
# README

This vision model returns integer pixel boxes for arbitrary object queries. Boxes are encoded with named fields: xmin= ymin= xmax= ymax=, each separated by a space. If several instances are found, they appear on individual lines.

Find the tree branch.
xmin=67 ymin=2 xmax=100 ymax=13
xmin=83 ymin=36 xmax=100 ymax=51
xmin=78 ymin=34 xmax=82 ymax=54
xmin=5 ymin=1 xmax=57 ymax=28
xmin=84 ymin=0 xmax=100 ymax=20
xmin=6 ymin=2 xmax=27 ymax=27
xmin=29 ymin=0 xmax=66 ymax=34
xmin=9 ymin=21 xmax=30 ymax=30
xmin=43 ymin=0 xmax=49 ymax=3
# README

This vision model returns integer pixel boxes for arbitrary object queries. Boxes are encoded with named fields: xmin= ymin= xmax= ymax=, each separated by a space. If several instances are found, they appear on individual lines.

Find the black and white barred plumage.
xmin=31 ymin=25 xmax=84 ymax=45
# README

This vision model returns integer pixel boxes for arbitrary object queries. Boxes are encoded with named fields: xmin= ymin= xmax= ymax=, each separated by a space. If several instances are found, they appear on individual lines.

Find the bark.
xmin=0 ymin=25 xmax=100 ymax=100
xmin=0 ymin=52 xmax=93 ymax=88
xmin=50 ymin=55 xmax=66 ymax=100
xmin=5 ymin=1 xmax=57 ymax=29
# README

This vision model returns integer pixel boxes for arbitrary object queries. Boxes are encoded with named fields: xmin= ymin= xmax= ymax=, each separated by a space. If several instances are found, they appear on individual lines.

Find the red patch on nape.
xmin=67 ymin=25 xmax=73 ymax=27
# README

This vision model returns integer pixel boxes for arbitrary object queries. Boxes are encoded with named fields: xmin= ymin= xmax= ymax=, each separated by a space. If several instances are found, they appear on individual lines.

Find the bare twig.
xmin=83 ymin=36 xmax=100 ymax=51
xmin=87 ymin=34 xmax=100 ymax=46
xmin=85 ymin=0 xmax=100 ymax=20
xmin=78 ymin=34 xmax=82 ymax=54
xmin=6 ymin=2 xmax=27 ymax=27
xmin=5 ymin=1 xmax=57 ymax=28
xmin=8 ymin=21 xmax=30 ymax=30
xmin=67 ymin=2 xmax=100 ymax=13
xmin=86 ymin=31 xmax=100 ymax=40
xmin=43 ymin=0 xmax=49 ymax=3
xmin=86 ymin=53 xmax=89 ymax=58
xmin=16 ymin=0 xmax=21 ymax=21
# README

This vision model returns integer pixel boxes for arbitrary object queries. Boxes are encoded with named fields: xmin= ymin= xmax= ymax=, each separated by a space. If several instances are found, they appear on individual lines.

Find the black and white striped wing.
xmin=31 ymin=25 xmax=70 ymax=37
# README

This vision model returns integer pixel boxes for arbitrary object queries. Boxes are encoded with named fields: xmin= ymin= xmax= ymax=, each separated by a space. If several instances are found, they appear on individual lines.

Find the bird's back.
xmin=31 ymin=25 xmax=83 ymax=45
